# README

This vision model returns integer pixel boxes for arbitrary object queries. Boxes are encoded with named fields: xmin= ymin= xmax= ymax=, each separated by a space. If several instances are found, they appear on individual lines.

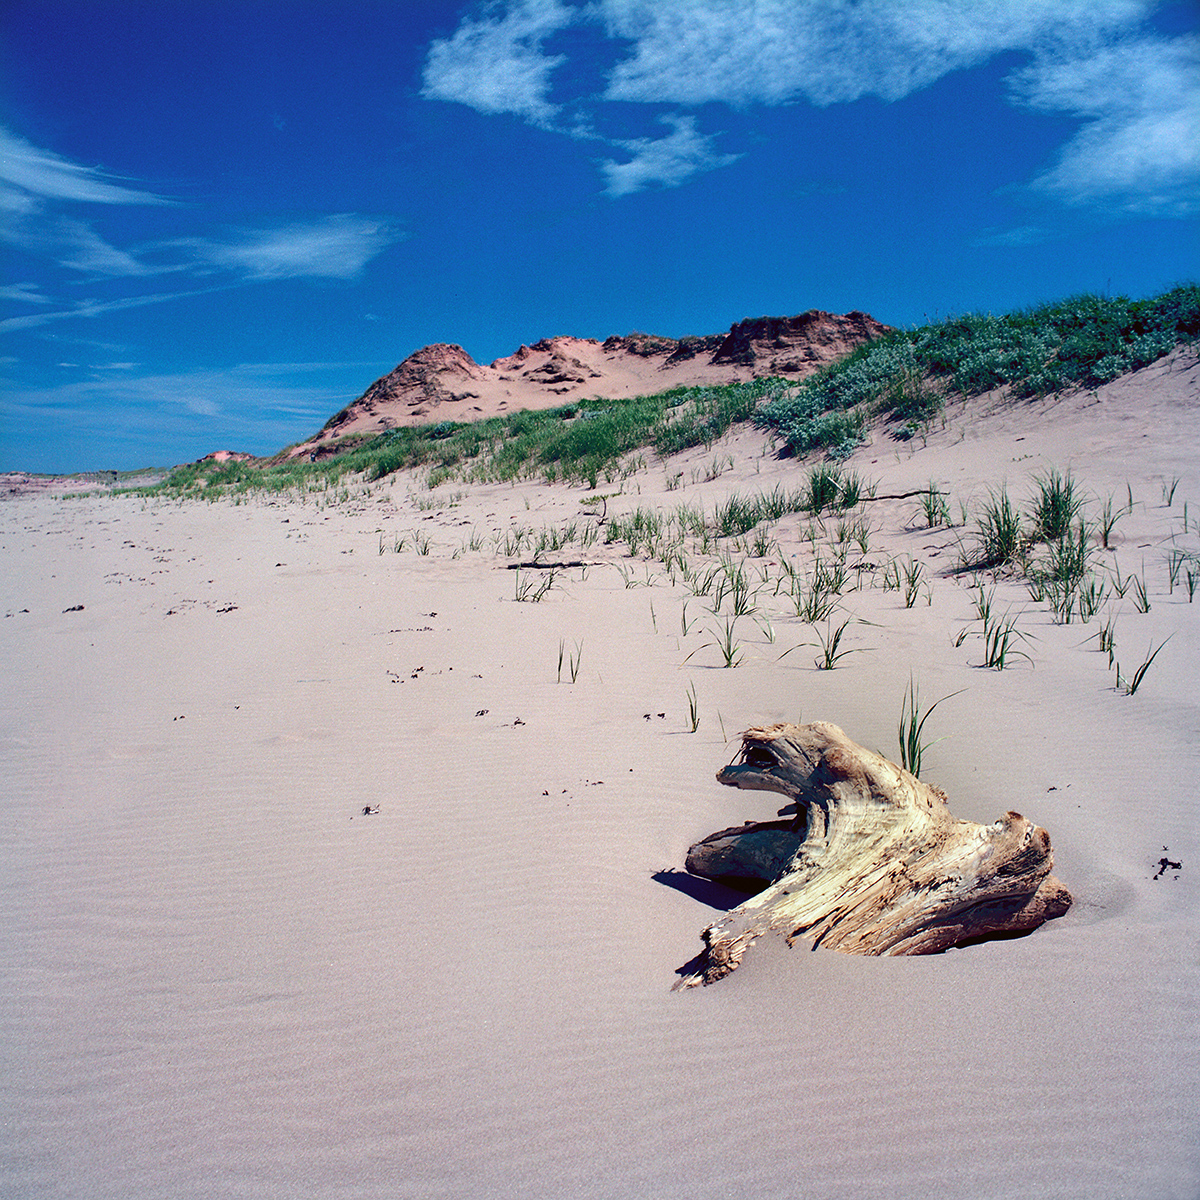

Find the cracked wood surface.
xmin=677 ymin=722 xmax=1071 ymax=987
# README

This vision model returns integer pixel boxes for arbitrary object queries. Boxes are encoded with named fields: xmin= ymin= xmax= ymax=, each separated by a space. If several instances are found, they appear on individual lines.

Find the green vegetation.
xmin=811 ymin=617 xmax=864 ymax=670
xmin=1030 ymin=470 xmax=1083 ymax=542
xmin=919 ymin=482 xmax=951 ymax=528
xmin=557 ymin=638 xmax=583 ymax=683
xmin=897 ymin=678 xmax=962 ymax=779
xmin=1098 ymin=492 xmax=1131 ymax=549
xmin=685 ymin=682 xmax=700 ymax=733
xmin=980 ymin=611 xmax=1034 ymax=670
xmin=970 ymin=487 xmax=1024 ymax=569
xmin=685 ymin=615 xmax=744 ymax=669
xmin=513 ymin=567 xmax=556 ymax=602
xmin=122 ymin=284 xmax=1195 ymax=501
xmin=1027 ymin=523 xmax=1093 ymax=622
xmin=135 ymin=376 xmax=799 ymax=500
xmin=1116 ymin=637 xmax=1170 ymax=696
xmin=756 ymin=284 xmax=1199 ymax=456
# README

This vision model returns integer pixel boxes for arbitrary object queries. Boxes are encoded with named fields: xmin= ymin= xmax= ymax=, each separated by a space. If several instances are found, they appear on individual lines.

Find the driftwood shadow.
xmin=651 ymin=869 xmax=750 ymax=912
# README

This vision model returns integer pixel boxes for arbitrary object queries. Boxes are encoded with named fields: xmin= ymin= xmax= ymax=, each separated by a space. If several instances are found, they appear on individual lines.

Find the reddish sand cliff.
xmin=296 ymin=309 xmax=890 ymax=455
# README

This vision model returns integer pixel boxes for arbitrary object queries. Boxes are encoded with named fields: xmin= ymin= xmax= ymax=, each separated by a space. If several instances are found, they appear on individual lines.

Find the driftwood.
xmin=676 ymin=721 xmax=1071 ymax=987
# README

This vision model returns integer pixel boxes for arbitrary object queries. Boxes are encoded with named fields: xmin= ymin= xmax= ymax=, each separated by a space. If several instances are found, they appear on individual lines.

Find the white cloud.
xmin=422 ymin=0 xmax=576 ymax=124
xmin=0 ymin=282 xmax=51 ymax=304
xmin=1010 ymin=34 xmax=1200 ymax=215
xmin=972 ymin=225 xmax=1052 ymax=247
xmin=169 ymin=215 xmax=404 ymax=280
xmin=597 ymin=0 xmax=1149 ymax=106
xmin=58 ymin=219 xmax=159 ymax=277
xmin=0 ymin=126 xmax=171 ymax=207
xmin=10 ymin=214 xmax=403 ymax=284
xmin=0 ymin=130 xmax=175 ymax=279
xmin=422 ymin=0 xmax=1196 ymax=213
xmin=0 ymin=211 xmax=155 ymax=278
xmin=0 ymin=286 xmax=233 ymax=333
xmin=2 ymin=128 xmax=405 ymax=330
xmin=601 ymin=115 xmax=740 ymax=196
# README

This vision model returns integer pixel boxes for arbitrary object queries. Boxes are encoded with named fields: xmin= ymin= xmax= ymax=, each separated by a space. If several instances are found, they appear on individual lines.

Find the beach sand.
xmin=2 ymin=349 xmax=1197 ymax=1199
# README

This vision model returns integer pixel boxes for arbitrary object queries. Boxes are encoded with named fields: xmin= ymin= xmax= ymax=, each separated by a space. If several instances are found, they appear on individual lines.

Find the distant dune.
xmin=292 ymin=309 xmax=890 ymax=457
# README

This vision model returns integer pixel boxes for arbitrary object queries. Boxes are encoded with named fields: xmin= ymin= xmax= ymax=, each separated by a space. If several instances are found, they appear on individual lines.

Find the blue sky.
xmin=2 ymin=0 xmax=1197 ymax=473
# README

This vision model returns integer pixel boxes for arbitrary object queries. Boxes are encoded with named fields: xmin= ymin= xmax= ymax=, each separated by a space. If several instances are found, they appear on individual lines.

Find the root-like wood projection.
xmin=676 ymin=722 xmax=1071 ymax=988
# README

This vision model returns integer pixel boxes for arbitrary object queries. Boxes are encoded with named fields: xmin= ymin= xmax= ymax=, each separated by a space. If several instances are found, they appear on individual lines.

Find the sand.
xmin=2 ymin=348 xmax=1197 ymax=1199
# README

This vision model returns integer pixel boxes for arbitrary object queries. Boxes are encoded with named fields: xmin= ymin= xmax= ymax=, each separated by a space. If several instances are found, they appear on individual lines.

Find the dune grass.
xmin=898 ymin=678 xmax=962 ymax=779
xmin=756 ymin=284 xmax=1199 ymax=456
xmin=127 ymin=284 xmax=1196 ymax=502
xmin=1030 ymin=470 xmax=1084 ymax=542
xmin=1116 ymin=637 xmax=1170 ymax=696
xmin=139 ymin=376 xmax=802 ymax=500
xmin=971 ymin=488 xmax=1024 ymax=569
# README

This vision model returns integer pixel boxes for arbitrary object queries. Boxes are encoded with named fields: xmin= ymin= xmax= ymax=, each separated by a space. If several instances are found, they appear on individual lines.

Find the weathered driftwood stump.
xmin=676 ymin=721 xmax=1071 ymax=987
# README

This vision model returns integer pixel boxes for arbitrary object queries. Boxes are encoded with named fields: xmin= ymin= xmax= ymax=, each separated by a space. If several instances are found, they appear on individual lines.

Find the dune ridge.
xmin=302 ymin=309 xmax=890 ymax=454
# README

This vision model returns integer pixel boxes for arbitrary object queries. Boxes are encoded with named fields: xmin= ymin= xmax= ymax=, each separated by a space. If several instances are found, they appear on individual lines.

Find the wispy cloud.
xmin=601 ymin=115 xmax=740 ymax=197
xmin=0 ymin=282 xmax=52 ymax=304
xmin=2 ymin=128 xmax=406 ymax=327
xmin=166 ymin=215 xmax=406 ymax=280
xmin=0 ymin=125 xmax=171 ymax=208
xmin=972 ymin=225 xmax=1052 ymax=248
xmin=422 ymin=0 xmax=576 ymax=125
xmin=1010 ymin=33 xmax=1200 ymax=215
xmin=422 ymin=0 xmax=1196 ymax=213
xmin=58 ymin=219 xmax=160 ymax=277
xmin=1 ymin=212 xmax=156 ymax=279
xmin=0 ymin=286 xmax=235 ymax=333
xmin=596 ymin=1 xmax=1149 ymax=106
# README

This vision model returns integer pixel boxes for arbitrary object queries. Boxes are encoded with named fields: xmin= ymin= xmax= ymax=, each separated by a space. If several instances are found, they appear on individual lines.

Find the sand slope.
xmin=1 ymin=348 xmax=1197 ymax=1199
xmin=297 ymin=310 xmax=890 ymax=455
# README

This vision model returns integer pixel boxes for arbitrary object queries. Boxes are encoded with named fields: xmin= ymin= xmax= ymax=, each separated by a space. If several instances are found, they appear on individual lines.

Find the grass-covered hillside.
xmin=755 ymin=284 xmax=1200 ymax=457
xmin=135 ymin=285 xmax=1198 ymax=500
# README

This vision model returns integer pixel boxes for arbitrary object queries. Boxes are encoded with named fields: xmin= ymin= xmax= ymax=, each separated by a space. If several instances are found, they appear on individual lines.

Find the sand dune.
xmin=2 ymin=348 xmax=1197 ymax=1199
xmin=296 ymin=310 xmax=890 ymax=456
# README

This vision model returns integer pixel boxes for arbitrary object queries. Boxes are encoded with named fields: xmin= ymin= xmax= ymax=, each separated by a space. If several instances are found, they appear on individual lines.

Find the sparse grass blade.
xmin=980 ymin=610 xmax=1034 ymax=669
xmin=514 ymin=567 xmax=555 ymax=602
xmin=1117 ymin=636 xmax=1170 ymax=695
xmin=901 ymin=556 xmax=925 ymax=608
xmin=1131 ymin=570 xmax=1151 ymax=613
xmin=1098 ymin=615 xmax=1117 ymax=666
xmin=919 ymin=483 xmax=950 ymax=528
xmin=813 ymin=618 xmax=865 ymax=670
xmin=1098 ymin=492 xmax=1130 ymax=549
xmin=972 ymin=584 xmax=995 ymax=625
xmin=712 ymin=617 xmax=743 ymax=668
xmin=898 ymin=678 xmax=964 ymax=779
xmin=684 ymin=616 xmax=743 ymax=668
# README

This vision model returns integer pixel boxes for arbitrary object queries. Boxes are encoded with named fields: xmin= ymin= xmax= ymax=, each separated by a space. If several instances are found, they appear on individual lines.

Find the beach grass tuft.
xmin=898 ymin=678 xmax=962 ymax=779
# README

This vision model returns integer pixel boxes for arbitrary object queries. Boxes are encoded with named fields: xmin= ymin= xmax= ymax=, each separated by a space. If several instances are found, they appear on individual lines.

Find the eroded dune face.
xmin=678 ymin=722 xmax=1071 ymax=987
xmin=296 ymin=309 xmax=891 ymax=454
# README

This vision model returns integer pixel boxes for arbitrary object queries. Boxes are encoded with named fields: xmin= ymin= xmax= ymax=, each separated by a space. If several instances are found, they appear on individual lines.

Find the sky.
xmin=1 ymin=0 xmax=1198 ymax=473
